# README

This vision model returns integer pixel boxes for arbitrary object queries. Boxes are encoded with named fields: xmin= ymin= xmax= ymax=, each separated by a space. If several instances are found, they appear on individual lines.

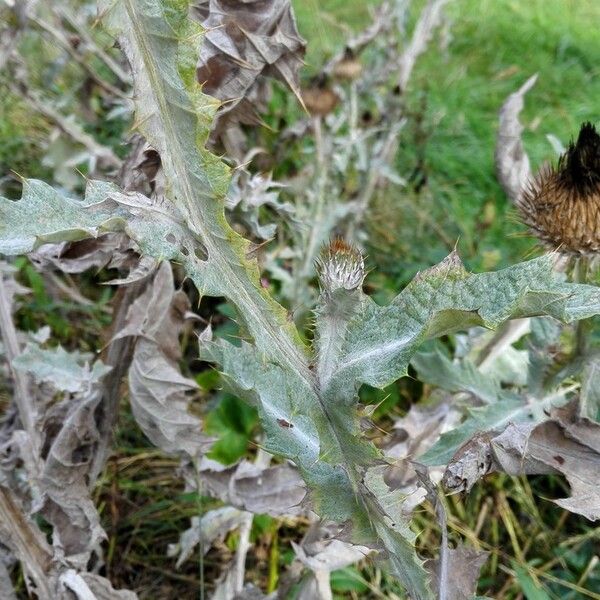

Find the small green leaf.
xmin=12 ymin=343 xmax=111 ymax=393
xmin=412 ymin=346 xmax=502 ymax=404
xmin=513 ymin=564 xmax=552 ymax=600
xmin=330 ymin=567 xmax=368 ymax=593
xmin=205 ymin=395 xmax=259 ymax=464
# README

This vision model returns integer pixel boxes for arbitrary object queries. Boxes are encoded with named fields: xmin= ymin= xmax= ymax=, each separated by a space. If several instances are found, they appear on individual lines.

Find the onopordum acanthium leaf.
xmin=96 ymin=0 xmax=307 ymax=372
xmin=321 ymin=251 xmax=600 ymax=403
xmin=12 ymin=343 xmax=111 ymax=394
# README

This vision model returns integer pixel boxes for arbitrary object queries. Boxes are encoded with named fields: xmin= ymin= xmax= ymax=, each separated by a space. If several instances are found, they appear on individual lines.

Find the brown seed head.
xmin=301 ymin=86 xmax=339 ymax=117
xmin=518 ymin=122 xmax=600 ymax=255
xmin=332 ymin=57 xmax=363 ymax=81
xmin=316 ymin=238 xmax=365 ymax=293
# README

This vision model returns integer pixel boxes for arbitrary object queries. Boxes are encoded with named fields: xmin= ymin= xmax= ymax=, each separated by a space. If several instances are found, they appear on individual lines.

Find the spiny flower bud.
xmin=518 ymin=122 xmax=600 ymax=255
xmin=316 ymin=238 xmax=365 ymax=293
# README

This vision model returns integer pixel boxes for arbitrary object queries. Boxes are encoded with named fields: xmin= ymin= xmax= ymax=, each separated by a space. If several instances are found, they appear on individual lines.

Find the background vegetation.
xmin=1 ymin=0 xmax=600 ymax=598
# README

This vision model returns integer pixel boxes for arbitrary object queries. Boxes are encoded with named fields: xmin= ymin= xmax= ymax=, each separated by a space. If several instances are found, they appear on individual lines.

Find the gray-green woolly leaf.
xmin=314 ymin=287 xmax=365 ymax=389
xmin=411 ymin=347 xmax=502 ymax=404
xmin=420 ymin=385 xmax=574 ymax=466
xmin=201 ymin=337 xmax=433 ymax=598
xmin=227 ymin=171 xmax=295 ymax=241
xmin=0 ymin=180 xmax=206 ymax=277
xmin=201 ymin=337 xmax=357 ymax=520
xmin=0 ymin=179 xmax=118 ymax=255
xmin=12 ymin=343 xmax=111 ymax=394
xmin=375 ymin=522 xmax=432 ymax=599
xmin=481 ymin=346 xmax=528 ymax=387
xmin=97 ymin=0 xmax=307 ymax=372
xmin=357 ymin=468 xmax=431 ymax=597
xmin=323 ymin=253 xmax=600 ymax=402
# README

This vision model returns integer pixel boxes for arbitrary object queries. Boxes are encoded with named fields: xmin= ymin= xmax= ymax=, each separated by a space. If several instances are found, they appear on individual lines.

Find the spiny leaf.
xmin=12 ymin=343 xmax=111 ymax=394
xmin=411 ymin=346 xmax=502 ymax=404
xmin=323 ymin=252 xmax=600 ymax=401
xmin=97 ymin=0 xmax=307 ymax=366
xmin=201 ymin=336 xmax=434 ymax=598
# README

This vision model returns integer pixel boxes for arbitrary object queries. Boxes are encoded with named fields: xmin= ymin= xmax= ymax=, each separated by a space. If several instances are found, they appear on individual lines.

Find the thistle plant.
xmin=3 ymin=2 xmax=600 ymax=599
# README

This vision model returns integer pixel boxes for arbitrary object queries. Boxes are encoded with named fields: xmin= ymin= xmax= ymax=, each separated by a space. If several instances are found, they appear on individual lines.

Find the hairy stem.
xmin=574 ymin=256 xmax=592 ymax=357
xmin=0 ymin=275 xmax=39 ymax=462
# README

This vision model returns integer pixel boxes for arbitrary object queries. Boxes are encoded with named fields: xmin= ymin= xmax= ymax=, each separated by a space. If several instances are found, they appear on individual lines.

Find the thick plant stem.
xmin=0 ymin=275 xmax=40 ymax=463
xmin=295 ymin=115 xmax=328 ymax=308
xmin=0 ymin=488 xmax=53 ymax=600
xmin=574 ymin=256 xmax=592 ymax=357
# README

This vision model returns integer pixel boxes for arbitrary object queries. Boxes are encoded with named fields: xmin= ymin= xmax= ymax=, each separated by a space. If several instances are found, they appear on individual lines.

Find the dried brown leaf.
xmin=118 ymin=262 xmax=214 ymax=458
xmin=292 ymin=521 xmax=374 ymax=600
xmin=37 ymin=392 xmax=108 ymax=567
xmin=442 ymin=432 xmax=496 ymax=494
xmin=167 ymin=506 xmax=247 ymax=567
xmin=491 ymin=413 xmax=600 ymax=521
xmin=29 ymin=234 xmax=134 ymax=275
xmin=61 ymin=571 xmax=138 ymax=600
xmin=0 ymin=262 xmax=29 ymax=309
xmin=495 ymin=74 xmax=537 ymax=204
xmin=194 ymin=0 xmax=306 ymax=135
xmin=446 ymin=401 xmax=600 ymax=520
xmin=425 ymin=543 xmax=489 ymax=600
xmin=198 ymin=456 xmax=306 ymax=516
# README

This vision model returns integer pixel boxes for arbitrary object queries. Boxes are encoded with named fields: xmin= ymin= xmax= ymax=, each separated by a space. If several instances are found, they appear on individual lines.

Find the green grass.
xmin=369 ymin=0 xmax=600 ymax=282
xmin=290 ymin=0 xmax=600 ymax=286
xmin=292 ymin=0 xmax=381 ymax=69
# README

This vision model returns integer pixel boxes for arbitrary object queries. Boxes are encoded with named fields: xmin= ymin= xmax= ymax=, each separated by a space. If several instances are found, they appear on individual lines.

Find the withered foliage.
xmin=194 ymin=0 xmax=306 ymax=140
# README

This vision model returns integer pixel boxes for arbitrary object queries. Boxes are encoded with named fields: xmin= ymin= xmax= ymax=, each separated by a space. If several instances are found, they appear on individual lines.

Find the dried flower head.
xmin=518 ymin=122 xmax=600 ymax=255
xmin=316 ymin=238 xmax=365 ymax=293
xmin=301 ymin=85 xmax=339 ymax=117
xmin=332 ymin=56 xmax=363 ymax=81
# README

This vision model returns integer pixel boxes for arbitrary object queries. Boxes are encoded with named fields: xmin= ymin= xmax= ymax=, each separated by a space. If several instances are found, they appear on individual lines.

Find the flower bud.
xmin=316 ymin=238 xmax=365 ymax=293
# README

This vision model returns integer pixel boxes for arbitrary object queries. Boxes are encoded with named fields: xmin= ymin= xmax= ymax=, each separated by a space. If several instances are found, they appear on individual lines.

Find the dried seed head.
xmin=518 ymin=122 xmax=600 ymax=255
xmin=301 ymin=85 xmax=339 ymax=117
xmin=316 ymin=238 xmax=365 ymax=293
xmin=332 ymin=57 xmax=363 ymax=81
